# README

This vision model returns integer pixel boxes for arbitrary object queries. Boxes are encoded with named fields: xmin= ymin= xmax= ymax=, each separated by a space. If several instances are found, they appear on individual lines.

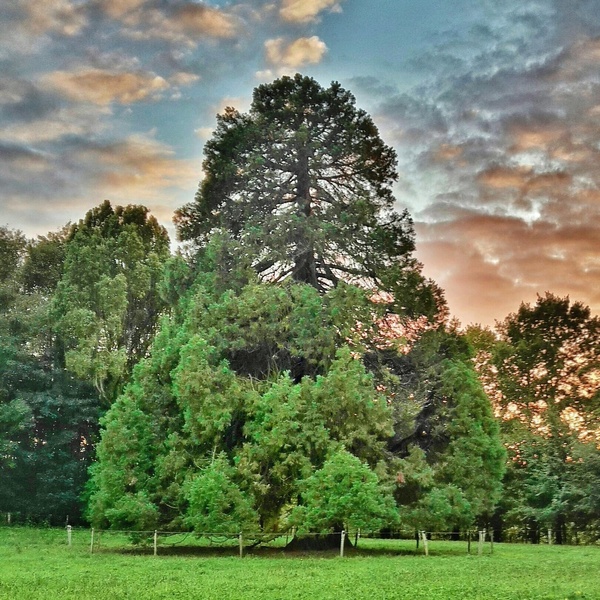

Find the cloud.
xmin=19 ymin=0 xmax=88 ymax=36
xmin=109 ymin=2 xmax=240 ymax=46
xmin=0 ymin=134 xmax=199 ymax=239
xmin=97 ymin=0 xmax=148 ymax=20
xmin=74 ymin=134 xmax=199 ymax=196
xmin=370 ymin=5 xmax=600 ymax=324
xmin=41 ymin=68 xmax=170 ymax=105
xmin=265 ymin=36 xmax=327 ymax=69
xmin=279 ymin=0 xmax=344 ymax=24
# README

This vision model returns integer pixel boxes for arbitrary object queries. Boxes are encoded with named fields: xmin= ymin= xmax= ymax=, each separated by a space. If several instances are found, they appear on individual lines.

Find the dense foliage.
xmin=0 ymin=201 xmax=171 ymax=523
xmin=469 ymin=293 xmax=600 ymax=542
xmin=176 ymin=74 xmax=441 ymax=318
xmin=2 ymin=76 xmax=597 ymax=542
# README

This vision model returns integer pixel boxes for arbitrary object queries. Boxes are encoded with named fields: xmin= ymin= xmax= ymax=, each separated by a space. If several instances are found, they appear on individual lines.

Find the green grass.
xmin=0 ymin=527 xmax=598 ymax=599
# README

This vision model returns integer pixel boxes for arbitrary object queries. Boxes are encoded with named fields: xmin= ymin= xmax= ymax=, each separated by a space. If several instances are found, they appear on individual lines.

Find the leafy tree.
xmin=53 ymin=201 xmax=171 ymax=404
xmin=20 ymin=228 xmax=68 ymax=295
xmin=0 ymin=226 xmax=26 ymax=284
xmin=87 ymin=280 xmax=398 ymax=535
xmin=0 ymin=227 xmax=99 ymax=523
xmin=176 ymin=74 xmax=439 ymax=317
xmin=390 ymin=331 xmax=506 ymax=531
xmin=88 ymin=77 xmax=500 ymax=540
xmin=471 ymin=293 xmax=600 ymax=542
xmin=291 ymin=449 xmax=398 ymax=533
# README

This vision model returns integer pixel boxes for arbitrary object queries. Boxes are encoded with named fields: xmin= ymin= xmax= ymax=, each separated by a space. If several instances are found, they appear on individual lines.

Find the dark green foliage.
xmin=472 ymin=293 xmax=600 ymax=542
xmin=176 ymin=74 xmax=440 ymax=319
xmin=0 ymin=228 xmax=99 ymax=523
xmin=389 ymin=331 xmax=506 ymax=529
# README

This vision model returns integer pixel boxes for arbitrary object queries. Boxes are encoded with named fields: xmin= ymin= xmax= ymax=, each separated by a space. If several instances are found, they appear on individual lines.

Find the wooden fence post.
xmin=478 ymin=530 xmax=484 ymax=555
xmin=90 ymin=528 xmax=95 ymax=555
xmin=490 ymin=530 xmax=494 ymax=554
xmin=467 ymin=530 xmax=471 ymax=554
xmin=154 ymin=530 xmax=158 ymax=557
xmin=239 ymin=532 xmax=243 ymax=558
xmin=548 ymin=529 xmax=552 ymax=545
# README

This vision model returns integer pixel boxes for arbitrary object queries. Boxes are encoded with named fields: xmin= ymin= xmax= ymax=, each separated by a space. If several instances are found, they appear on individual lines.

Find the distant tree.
xmin=0 ymin=226 xmax=99 ymax=524
xmin=0 ymin=226 xmax=26 ymax=283
xmin=176 ymin=74 xmax=440 ymax=318
xmin=21 ymin=228 xmax=69 ymax=295
xmin=472 ymin=293 xmax=600 ymax=542
xmin=53 ymin=201 xmax=171 ymax=404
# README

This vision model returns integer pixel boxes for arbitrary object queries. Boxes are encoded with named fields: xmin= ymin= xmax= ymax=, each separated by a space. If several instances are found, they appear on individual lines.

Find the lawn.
xmin=0 ymin=527 xmax=598 ymax=599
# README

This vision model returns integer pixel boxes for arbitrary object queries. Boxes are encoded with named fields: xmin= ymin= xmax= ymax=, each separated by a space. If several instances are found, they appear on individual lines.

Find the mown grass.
xmin=0 ymin=527 xmax=598 ymax=599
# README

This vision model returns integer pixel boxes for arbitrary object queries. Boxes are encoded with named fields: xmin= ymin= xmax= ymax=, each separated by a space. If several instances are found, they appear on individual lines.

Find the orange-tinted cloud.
xmin=115 ymin=2 xmax=239 ymax=45
xmin=42 ymin=68 xmax=170 ymax=105
xmin=265 ymin=36 xmax=327 ymax=69
xmin=97 ymin=0 xmax=147 ymax=20
xmin=20 ymin=0 xmax=87 ymax=36
xmin=279 ymin=0 xmax=344 ymax=24
xmin=75 ymin=135 xmax=199 ymax=196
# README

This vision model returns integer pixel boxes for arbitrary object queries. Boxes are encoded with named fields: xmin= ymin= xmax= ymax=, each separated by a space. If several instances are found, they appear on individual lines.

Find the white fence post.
xmin=421 ymin=531 xmax=429 ymax=556
xmin=154 ymin=530 xmax=158 ymax=556
xmin=67 ymin=525 xmax=72 ymax=547
xmin=340 ymin=530 xmax=345 ymax=557
xmin=239 ymin=532 xmax=243 ymax=558
xmin=478 ymin=530 xmax=485 ymax=555
xmin=90 ymin=528 xmax=95 ymax=555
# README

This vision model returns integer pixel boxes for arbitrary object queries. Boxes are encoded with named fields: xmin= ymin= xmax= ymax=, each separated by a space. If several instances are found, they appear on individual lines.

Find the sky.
xmin=1 ymin=0 xmax=600 ymax=326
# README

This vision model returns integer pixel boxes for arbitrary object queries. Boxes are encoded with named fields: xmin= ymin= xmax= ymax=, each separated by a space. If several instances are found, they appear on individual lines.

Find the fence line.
xmin=74 ymin=526 xmax=495 ymax=558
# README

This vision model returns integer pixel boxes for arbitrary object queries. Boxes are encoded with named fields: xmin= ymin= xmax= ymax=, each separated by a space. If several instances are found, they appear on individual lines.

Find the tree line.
xmin=1 ymin=75 xmax=598 ymax=543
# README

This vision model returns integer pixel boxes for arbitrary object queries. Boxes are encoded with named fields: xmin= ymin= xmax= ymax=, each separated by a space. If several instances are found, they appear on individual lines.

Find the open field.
xmin=0 ymin=527 xmax=598 ymax=600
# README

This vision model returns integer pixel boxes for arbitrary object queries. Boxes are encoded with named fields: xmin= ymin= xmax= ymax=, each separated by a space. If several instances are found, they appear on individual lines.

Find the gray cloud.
xmin=368 ymin=1 xmax=600 ymax=324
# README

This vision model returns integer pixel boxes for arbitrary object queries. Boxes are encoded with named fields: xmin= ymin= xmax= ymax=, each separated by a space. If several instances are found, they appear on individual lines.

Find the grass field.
xmin=0 ymin=527 xmax=598 ymax=599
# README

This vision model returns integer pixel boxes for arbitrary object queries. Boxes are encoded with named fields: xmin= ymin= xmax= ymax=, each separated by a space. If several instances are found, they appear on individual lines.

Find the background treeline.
xmin=1 ymin=76 xmax=598 ymax=543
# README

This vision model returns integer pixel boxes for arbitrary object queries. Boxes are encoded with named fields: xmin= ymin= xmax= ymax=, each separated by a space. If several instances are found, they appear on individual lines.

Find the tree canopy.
xmin=176 ymin=74 xmax=439 ymax=318
xmin=469 ymin=293 xmax=600 ymax=542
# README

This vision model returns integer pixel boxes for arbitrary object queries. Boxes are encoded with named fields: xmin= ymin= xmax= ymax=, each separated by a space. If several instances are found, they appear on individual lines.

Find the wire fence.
xmin=59 ymin=526 xmax=496 ymax=558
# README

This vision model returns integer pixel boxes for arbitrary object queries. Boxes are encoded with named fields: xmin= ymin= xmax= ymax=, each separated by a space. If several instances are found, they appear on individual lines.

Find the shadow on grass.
xmin=97 ymin=542 xmax=428 ymax=559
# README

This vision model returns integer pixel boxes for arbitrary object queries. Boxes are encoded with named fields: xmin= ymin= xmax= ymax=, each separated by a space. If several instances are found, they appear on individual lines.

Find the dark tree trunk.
xmin=292 ymin=145 xmax=318 ymax=288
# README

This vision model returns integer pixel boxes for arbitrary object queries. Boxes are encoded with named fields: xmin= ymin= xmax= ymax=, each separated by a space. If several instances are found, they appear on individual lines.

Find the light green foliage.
xmin=292 ymin=449 xmax=398 ymax=532
xmin=53 ymin=201 xmax=170 ymax=404
xmin=184 ymin=455 xmax=259 ymax=534
xmin=88 ymin=279 xmax=398 ymax=534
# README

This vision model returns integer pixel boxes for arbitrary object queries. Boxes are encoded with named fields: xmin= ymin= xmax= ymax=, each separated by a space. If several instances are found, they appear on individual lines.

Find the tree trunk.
xmin=292 ymin=145 xmax=318 ymax=288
